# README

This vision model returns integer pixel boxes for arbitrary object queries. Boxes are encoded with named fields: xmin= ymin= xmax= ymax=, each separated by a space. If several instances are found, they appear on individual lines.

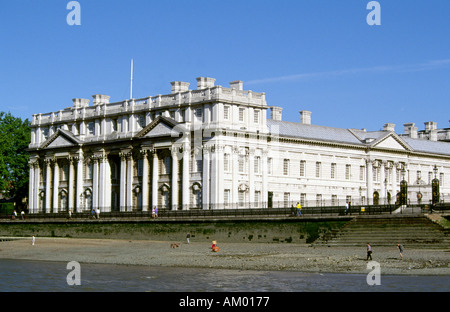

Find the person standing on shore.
xmin=31 ymin=235 xmax=35 ymax=246
xmin=366 ymin=243 xmax=372 ymax=260
xmin=397 ymin=243 xmax=404 ymax=260
xmin=186 ymin=232 xmax=190 ymax=244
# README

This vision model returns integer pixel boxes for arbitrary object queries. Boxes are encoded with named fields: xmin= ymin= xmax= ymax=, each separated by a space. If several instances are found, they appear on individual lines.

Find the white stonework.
xmin=27 ymin=77 xmax=450 ymax=213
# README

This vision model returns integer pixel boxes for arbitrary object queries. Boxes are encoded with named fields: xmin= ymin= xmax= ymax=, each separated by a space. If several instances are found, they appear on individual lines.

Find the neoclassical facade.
xmin=27 ymin=77 xmax=450 ymax=213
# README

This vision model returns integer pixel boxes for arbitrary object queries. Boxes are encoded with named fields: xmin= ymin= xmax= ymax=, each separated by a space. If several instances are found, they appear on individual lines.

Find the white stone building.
xmin=27 ymin=77 xmax=450 ymax=213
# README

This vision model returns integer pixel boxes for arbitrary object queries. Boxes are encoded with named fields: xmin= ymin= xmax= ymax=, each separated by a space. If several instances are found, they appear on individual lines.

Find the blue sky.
xmin=1 ymin=0 xmax=449 ymax=132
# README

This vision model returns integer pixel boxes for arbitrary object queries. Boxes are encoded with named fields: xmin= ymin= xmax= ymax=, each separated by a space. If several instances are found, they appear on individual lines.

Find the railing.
xmin=2 ymin=203 xmax=449 ymax=221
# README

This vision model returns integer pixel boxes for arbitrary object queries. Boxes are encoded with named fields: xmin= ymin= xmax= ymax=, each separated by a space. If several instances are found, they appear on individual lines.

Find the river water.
xmin=0 ymin=259 xmax=449 ymax=292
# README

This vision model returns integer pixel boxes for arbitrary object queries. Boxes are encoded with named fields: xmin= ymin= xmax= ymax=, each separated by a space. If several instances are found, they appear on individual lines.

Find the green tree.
xmin=0 ymin=112 xmax=30 ymax=208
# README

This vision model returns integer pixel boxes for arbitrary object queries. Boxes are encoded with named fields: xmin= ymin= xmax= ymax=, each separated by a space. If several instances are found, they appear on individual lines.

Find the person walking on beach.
xmin=397 ymin=243 xmax=404 ymax=260
xmin=155 ymin=206 xmax=158 ymax=218
xmin=32 ymin=235 xmax=35 ymax=246
xmin=186 ymin=232 xmax=190 ymax=244
xmin=152 ymin=206 xmax=156 ymax=218
xmin=345 ymin=202 xmax=349 ymax=215
xmin=96 ymin=208 xmax=100 ymax=219
xmin=366 ymin=243 xmax=373 ymax=260
xmin=68 ymin=210 xmax=72 ymax=220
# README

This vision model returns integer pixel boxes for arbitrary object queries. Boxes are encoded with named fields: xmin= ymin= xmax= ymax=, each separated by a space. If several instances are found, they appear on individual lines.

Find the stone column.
xmin=366 ymin=159 xmax=373 ymax=205
xmin=262 ymin=150 xmax=268 ymax=209
xmin=34 ymin=162 xmax=40 ymax=213
xmin=232 ymin=147 xmax=239 ymax=209
xmin=68 ymin=157 xmax=75 ymax=212
xmin=92 ymin=156 xmax=99 ymax=210
xmin=182 ymin=146 xmax=190 ymax=210
xmin=119 ymin=152 xmax=128 ymax=212
xmin=126 ymin=153 xmax=133 ymax=211
xmin=45 ymin=158 xmax=52 ymax=213
xmin=171 ymin=147 xmax=179 ymax=210
xmin=98 ymin=153 xmax=110 ymax=212
xmin=141 ymin=150 xmax=149 ymax=212
xmin=248 ymin=148 xmax=255 ymax=208
xmin=28 ymin=161 xmax=35 ymax=213
xmin=202 ymin=147 xmax=210 ymax=210
xmin=152 ymin=150 xmax=159 ymax=209
xmin=392 ymin=162 xmax=398 ymax=198
xmin=380 ymin=161 xmax=386 ymax=204
xmin=216 ymin=145 xmax=224 ymax=209
xmin=76 ymin=152 xmax=84 ymax=212
xmin=52 ymin=159 xmax=59 ymax=213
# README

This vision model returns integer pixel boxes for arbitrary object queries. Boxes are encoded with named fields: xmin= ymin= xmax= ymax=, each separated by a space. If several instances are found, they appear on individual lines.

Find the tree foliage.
xmin=0 ymin=112 xmax=30 ymax=202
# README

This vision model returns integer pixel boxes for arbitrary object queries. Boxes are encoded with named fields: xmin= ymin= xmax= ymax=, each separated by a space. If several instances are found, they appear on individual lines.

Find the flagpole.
xmin=130 ymin=59 xmax=134 ymax=99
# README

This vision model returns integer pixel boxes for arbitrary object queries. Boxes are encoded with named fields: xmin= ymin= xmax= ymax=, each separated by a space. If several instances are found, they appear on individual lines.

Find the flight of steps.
xmin=315 ymin=215 xmax=450 ymax=248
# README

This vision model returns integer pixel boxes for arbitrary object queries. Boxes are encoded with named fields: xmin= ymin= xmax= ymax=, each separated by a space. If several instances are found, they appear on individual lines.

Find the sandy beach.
xmin=0 ymin=237 xmax=449 ymax=276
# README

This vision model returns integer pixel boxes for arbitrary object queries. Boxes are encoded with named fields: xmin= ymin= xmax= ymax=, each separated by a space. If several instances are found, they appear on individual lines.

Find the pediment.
xmin=41 ymin=129 xmax=82 ymax=149
xmin=136 ymin=116 xmax=183 ymax=138
xmin=372 ymin=133 xmax=411 ymax=151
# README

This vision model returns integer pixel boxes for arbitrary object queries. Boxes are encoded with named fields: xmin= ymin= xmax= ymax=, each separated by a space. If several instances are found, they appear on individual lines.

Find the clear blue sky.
xmin=1 ymin=0 xmax=449 ymax=132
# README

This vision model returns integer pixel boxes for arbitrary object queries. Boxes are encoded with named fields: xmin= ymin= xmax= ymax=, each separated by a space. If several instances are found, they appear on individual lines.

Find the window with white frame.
xmin=239 ymin=155 xmax=245 ymax=173
xmin=300 ymin=193 xmax=306 ymax=207
xmin=239 ymin=108 xmax=245 ymax=122
xmin=268 ymin=158 xmax=273 ymax=175
xmin=224 ymin=154 xmax=230 ymax=172
xmin=300 ymin=160 xmax=305 ymax=177
xmin=360 ymin=166 xmax=366 ymax=181
xmin=254 ymin=110 xmax=260 ymax=124
xmin=254 ymin=156 xmax=260 ymax=174
xmin=316 ymin=162 xmax=321 ymax=178
xmin=284 ymin=192 xmax=290 ymax=207
xmin=331 ymin=163 xmax=336 ymax=179
xmin=224 ymin=106 xmax=230 ymax=120
xmin=283 ymin=159 xmax=290 ymax=176
xmin=346 ymin=164 xmax=351 ymax=180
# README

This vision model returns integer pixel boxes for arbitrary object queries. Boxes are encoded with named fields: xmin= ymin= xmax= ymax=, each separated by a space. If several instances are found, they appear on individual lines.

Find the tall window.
xmin=300 ymin=160 xmax=305 ymax=177
xmin=254 ymin=110 xmax=260 ymax=124
xmin=239 ymin=108 xmax=245 ymax=122
xmin=316 ymin=194 xmax=322 ymax=206
xmin=239 ymin=155 xmax=245 ymax=173
xmin=346 ymin=164 xmax=351 ymax=180
xmin=268 ymin=158 xmax=273 ymax=175
xmin=224 ymin=189 xmax=230 ymax=208
xmin=360 ymin=166 xmax=366 ymax=181
xmin=224 ymin=154 xmax=230 ymax=172
xmin=224 ymin=106 xmax=230 ymax=120
xmin=300 ymin=193 xmax=306 ymax=207
xmin=87 ymin=122 xmax=94 ymax=136
xmin=254 ymin=156 xmax=260 ymax=174
xmin=331 ymin=163 xmax=336 ymax=179
xmin=283 ymin=159 xmax=290 ymax=176
xmin=284 ymin=192 xmax=290 ymax=207
xmin=316 ymin=162 xmax=321 ymax=178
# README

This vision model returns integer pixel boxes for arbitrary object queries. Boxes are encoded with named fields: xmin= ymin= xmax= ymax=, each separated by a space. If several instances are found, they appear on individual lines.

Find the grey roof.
xmin=266 ymin=119 xmax=363 ymax=145
xmin=402 ymin=137 xmax=450 ymax=156
xmin=267 ymin=119 xmax=450 ymax=156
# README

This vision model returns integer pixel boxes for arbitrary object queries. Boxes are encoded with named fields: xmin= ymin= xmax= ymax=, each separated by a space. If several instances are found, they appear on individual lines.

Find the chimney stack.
xmin=72 ymin=98 xmax=90 ymax=108
xmin=299 ymin=110 xmax=312 ymax=125
xmin=383 ymin=123 xmax=395 ymax=132
xmin=196 ymin=77 xmax=216 ymax=89
xmin=230 ymin=80 xmax=244 ymax=91
xmin=270 ymin=106 xmax=283 ymax=121
xmin=171 ymin=81 xmax=190 ymax=93
xmin=404 ymin=123 xmax=418 ymax=139
xmin=92 ymin=95 xmax=110 ymax=106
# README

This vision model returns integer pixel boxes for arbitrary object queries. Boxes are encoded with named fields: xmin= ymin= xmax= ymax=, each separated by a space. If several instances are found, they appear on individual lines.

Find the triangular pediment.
xmin=41 ymin=129 xmax=82 ymax=149
xmin=372 ymin=133 xmax=412 ymax=151
xmin=136 ymin=116 xmax=182 ymax=138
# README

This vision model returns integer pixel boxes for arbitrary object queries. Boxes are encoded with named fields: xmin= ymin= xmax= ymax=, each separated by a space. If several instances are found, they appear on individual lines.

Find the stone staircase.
xmin=314 ymin=215 xmax=450 ymax=248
